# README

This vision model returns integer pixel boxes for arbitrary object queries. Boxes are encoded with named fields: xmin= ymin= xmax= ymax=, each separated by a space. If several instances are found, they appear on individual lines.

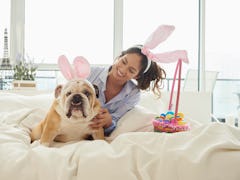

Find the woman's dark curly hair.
xmin=118 ymin=46 xmax=166 ymax=97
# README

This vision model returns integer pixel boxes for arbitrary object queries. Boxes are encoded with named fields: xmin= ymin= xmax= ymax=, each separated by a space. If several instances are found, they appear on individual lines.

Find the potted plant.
xmin=12 ymin=54 xmax=38 ymax=89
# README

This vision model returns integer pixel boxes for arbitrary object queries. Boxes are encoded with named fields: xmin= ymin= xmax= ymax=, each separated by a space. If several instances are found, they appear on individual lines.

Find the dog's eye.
xmin=83 ymin=90 xmax=91 ymax=97
xmin=66 ymin=91 xmax=71 ymax=96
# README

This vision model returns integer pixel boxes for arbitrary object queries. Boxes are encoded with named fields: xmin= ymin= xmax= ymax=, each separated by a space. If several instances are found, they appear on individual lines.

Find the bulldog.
xmin=30 ymin=79 xmax=104 ymax=146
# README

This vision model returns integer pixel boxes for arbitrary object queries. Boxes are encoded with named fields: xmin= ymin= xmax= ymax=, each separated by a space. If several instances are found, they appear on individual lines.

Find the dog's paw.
xmin=30 ymin=140 xmax=41 ymax=148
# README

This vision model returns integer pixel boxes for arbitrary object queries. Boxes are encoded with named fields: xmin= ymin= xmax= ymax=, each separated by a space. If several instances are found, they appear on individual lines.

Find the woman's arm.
xmin=89 ymin=91 xmax=140 ymax=136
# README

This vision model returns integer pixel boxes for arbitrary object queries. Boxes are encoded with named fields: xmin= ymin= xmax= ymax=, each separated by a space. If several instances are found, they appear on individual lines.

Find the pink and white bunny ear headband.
xmin=58 ymin=55 xmax=90 ymax=80
xmin=139 ymin=25 xmax=189 ymax=73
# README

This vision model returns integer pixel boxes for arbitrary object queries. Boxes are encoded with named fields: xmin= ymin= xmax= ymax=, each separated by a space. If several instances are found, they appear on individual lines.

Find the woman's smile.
xmin=116 ymin=68 xmax=125 ymax=78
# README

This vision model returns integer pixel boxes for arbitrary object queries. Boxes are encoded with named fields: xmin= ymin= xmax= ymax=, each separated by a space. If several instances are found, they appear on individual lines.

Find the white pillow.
xmin=138 ymin=91 xmax=168 ymax=114
xmin=106 ymin=105 xmax=158 ymax=141
xmin=0 ymin=92 xmax=54 ymax=112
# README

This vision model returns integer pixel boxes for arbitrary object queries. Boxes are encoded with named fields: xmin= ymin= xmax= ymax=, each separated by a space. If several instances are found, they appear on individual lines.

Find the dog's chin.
xmin=66 ymin=105 xmax=83 ymax=118
xmin=71 ymin=111 xmax=84 ymax=118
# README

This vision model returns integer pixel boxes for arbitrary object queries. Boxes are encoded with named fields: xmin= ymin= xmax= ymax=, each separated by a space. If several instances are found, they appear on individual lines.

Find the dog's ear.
xmin=55 ymin=85 xmax=63 ymax=98
xmin=93 ymin=84 xmax=99 ymax=98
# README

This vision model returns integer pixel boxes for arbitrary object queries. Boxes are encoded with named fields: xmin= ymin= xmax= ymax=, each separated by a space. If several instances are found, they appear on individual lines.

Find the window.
xmin=206 ymin=0 xmax=240 ymax=78
xmin=25 ymin=0 xmax=114 ymax=65
xmin=0 ymin=0 xmax=11 ymax=90
xmin=0 ymin=0 xmax=10 ymax=60
xmin=123 ymin=0 xmax=198 ymax=78
xmin=206 ymin=0 xmax=240 ymax=117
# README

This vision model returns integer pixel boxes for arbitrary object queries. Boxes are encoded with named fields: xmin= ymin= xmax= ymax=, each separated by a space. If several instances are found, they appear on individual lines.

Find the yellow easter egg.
xmin=166 ymin=114 xmax=174 ymax=120
xmin=177 ymin=112 xmax=184 ymax=118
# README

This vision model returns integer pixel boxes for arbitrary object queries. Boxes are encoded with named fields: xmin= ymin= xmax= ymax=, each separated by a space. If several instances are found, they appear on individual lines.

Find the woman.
xmin=88 ymin=46 xmax=166 ymax=136
xmin=88 ymin=25 xmax=188 ymax=136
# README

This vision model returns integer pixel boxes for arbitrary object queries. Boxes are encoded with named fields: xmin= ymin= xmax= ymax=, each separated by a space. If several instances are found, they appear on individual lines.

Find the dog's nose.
xmin=72 ymin=94 xmax=82 ymax=104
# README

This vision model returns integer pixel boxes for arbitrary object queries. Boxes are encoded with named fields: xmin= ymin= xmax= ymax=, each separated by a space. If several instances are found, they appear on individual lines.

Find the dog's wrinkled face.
xmin=56 ymin=79 xmax=99 ymax=120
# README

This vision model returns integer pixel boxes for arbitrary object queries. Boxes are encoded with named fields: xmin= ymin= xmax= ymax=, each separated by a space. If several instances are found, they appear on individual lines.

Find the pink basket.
xmin=152 ymin=118 xmax=190 ymax=133
xmin=152 ymin=59 xmax=190 ymax=133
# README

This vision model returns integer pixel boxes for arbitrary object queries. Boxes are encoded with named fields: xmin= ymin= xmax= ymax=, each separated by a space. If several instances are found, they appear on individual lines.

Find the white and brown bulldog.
xmin=30 ymin=79 xmax=104 ymax=146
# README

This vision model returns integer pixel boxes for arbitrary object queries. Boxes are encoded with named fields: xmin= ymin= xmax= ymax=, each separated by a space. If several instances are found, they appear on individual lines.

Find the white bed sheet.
xmin=0 ymin=93 xmax=240 ymax=180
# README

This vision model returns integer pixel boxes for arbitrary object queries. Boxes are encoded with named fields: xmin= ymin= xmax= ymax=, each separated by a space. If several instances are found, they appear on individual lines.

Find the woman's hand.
xmin=89 ymin=108 xmax=112 ymax=130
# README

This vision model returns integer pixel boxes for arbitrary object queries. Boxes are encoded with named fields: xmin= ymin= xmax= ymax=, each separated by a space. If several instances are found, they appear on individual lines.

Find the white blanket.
xmin=0 ymin=107 xmax=240 ymax=180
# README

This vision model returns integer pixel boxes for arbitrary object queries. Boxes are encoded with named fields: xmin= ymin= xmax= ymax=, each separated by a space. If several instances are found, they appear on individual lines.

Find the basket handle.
xmin=168 ymin=59 xmax=182 ymax=118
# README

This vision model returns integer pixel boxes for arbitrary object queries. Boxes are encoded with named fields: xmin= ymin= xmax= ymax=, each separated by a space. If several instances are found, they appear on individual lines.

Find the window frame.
xmin=11 ymin=0 xmax=205 ymax=88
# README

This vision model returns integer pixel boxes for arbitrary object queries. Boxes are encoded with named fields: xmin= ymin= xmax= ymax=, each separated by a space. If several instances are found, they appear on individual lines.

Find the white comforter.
xmin=0 ymin=107 xmax=240 ymax=180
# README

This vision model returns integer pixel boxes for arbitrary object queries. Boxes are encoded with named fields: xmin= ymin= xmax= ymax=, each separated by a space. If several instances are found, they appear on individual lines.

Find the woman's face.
xmin=110 ymin=53 xmax=142 ymax=82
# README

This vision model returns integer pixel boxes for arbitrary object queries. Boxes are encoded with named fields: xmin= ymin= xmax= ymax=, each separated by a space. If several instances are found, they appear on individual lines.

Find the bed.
xmin=0 ymin=91 xmax=240 ymax=180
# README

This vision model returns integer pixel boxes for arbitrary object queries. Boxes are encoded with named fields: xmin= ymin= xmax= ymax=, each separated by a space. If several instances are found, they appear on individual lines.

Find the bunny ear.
xmin=152 ymin=50 xmax=189 ymax=64
xmin=144 ymin=25 xmax=175 ymax=49
xmin=58 ymin=55 xmax=75 ymax=80
xmin=73 ymin=56 xmax=90 ymax=79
